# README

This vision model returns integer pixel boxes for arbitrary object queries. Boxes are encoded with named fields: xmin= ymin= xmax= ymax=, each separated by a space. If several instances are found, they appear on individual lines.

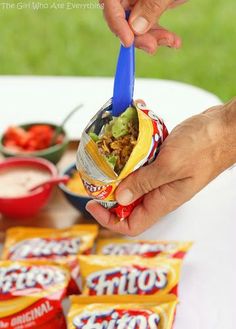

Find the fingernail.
xmin=131 ymin=17 xmax=149 ymax=34
xmin=158 ymin=38 xmax=171 ymax=47
xmin=117 ymin=189 xmax=134 ymax=205
xmin=85 ymin=201 xmax=92 ymax=211
xmin=139 ymin=46 xmax=151 ymax=53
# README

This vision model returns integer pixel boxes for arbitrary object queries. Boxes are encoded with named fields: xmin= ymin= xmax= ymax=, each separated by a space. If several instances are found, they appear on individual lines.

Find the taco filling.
xmin=89 ymin=107 xmax=138 ymax=174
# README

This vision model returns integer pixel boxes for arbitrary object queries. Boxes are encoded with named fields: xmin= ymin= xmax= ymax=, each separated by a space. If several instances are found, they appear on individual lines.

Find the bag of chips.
xmin=76 ymin=99 xmax=168 ymax=219
xmin=0 ymin=260 xmax=69 ymax=329
xmin=96 ymin=238 xmax=192 ymax=259
xmin=77 ymin=255 xmax=182 ymax=297
xmin=2 ymin=225 xmax=98 ymax=294
xmin=68 ymin=295 xmax=178 ymax=329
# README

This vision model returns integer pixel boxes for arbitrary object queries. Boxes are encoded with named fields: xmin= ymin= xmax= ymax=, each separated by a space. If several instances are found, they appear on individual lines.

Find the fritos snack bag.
xmin=97 ymin=239 xmax=192 ymax=259
xmin=0 ymin=260 xmax=69 ymax=329
xmin=76 ymin=99 xmax=168 ymax=219
xmin=2 ymin=225 xmax=98 ymax=294
xmin=68 ymin=295 xmax=178 ymax=329
xmin=78 ymin=255 xmax=181 ymax=297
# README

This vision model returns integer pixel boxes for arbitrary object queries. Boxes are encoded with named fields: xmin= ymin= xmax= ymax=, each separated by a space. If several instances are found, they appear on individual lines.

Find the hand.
xmin=100 ymin=0 xmax=187 ymax=54
xmin=86 ymin=99 xmax=236 ymax=236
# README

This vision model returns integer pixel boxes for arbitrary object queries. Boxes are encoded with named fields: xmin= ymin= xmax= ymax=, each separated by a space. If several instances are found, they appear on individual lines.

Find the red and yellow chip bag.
xmin=96 ymin=238 xmax=193 ymax=259
xmin=76 ymin=99 xmax=168 ymax=220
xmin=68 ymin=295 xmax=178 ymax=329
xmin=0 ymin=260 xmax=69 ymax=329
xmin=78 ymin=255 xmax=182 ymax=297
xmin=1 ymin=225 xmax=98 ymax=294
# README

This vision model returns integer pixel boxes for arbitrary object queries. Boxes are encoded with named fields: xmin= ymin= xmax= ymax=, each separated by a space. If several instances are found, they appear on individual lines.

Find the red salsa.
xmin=3 ymin=125 xmax=64 ymax=152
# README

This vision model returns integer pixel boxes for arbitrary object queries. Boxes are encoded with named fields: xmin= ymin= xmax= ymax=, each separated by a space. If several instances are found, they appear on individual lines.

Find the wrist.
xmin=222 ymin=98 xmax=236 ymax=165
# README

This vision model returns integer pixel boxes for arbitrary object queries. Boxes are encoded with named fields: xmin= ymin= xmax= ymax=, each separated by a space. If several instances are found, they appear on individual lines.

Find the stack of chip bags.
xmin=67 ymin=238 xmax=192 ymax=328
xmin=1 ymin=225 xmax=192 ymax=328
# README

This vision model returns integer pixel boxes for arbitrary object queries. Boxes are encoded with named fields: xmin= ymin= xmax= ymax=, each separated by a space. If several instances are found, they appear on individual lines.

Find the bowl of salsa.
xmin=0 ymin=123 xmax=69 ymax=164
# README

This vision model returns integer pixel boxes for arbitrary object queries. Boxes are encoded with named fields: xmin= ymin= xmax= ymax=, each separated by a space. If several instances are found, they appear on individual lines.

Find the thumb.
xmin=115 ymin=160 xmax=170 ymax=206
xmin=129 ymin=0 xmax=171 ymax=35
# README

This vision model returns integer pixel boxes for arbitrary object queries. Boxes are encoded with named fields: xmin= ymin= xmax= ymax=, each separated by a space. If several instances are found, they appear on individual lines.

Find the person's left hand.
xmin=100 ymin=0 xmax=187 ymax=54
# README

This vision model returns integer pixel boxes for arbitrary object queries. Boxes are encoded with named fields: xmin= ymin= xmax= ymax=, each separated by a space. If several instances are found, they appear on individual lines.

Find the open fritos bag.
xmin=76 ymin=99 xmax=168 ymax=219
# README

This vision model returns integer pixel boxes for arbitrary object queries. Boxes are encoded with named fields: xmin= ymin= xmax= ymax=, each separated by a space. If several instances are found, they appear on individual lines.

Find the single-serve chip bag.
xmin=2 ymin=225 xmax=98 ymax=294
xmin=77 ymin=255 xmax=181 ymax=297
xmin=68 ymin=295 xmax=178 ymax=329
xmin=97 ymin=238 xmax=193 ymax=259
xmin=0 ymin=260 xmax=69 ymax=329
xmin=76 ymin=99 xmax=168 ymax=219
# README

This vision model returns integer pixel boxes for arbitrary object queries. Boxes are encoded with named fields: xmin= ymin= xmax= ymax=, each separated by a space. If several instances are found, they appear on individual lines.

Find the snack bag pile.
xmin=1 ymin=225 xmax=192 ymax=329
xmin=69 ymin=237 xmax=191 ymax=328
xmin=2 ymin=225 xmax=98 ymax=294
xmin=76 ymin=99 xmax=168 ymax=219
xmin=68 ymin=295 xmax=178 ymax=329
xmin=0 ymin=260 xmax=69 ymax=329
xmin=97 ymin=238 xmax=193 ymax=259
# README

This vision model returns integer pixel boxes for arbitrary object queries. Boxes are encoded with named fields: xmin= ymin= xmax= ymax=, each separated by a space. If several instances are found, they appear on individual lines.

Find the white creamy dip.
xmin=0 ymin=166 xmax=51 ymax=198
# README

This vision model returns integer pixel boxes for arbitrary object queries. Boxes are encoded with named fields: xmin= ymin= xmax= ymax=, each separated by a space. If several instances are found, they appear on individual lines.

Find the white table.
xmin=0 ymin=76 xmax=235 ymax=329
xmin=0 ymin=76 xmax=221 ymax=137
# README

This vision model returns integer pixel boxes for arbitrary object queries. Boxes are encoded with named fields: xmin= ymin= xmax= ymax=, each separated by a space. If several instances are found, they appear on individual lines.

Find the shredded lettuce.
xmin=89 ymin=132 xmax=99 ymax=142
xmin=106 ymin=154 xmax=118 ymax=169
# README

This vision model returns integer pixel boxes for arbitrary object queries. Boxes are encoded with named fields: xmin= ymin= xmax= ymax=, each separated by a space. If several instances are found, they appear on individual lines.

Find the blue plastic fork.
xmin=112 ymin=13 xmax=135 ymax=117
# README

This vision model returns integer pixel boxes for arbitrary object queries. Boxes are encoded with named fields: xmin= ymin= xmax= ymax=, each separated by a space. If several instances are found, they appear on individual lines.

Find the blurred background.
xmin=0 ymin=0 xmax=235 ymax=101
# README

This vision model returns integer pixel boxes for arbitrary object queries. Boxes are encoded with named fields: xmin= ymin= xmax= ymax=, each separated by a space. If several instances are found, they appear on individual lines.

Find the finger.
xmin=135 ymin=25 xmax=181 ymax=52
xmin=168 ymin=0 xmax=188 ymax=9
xmin=86 ymin=200 xmax=133 ymax=235
xmin=149 ymin=25 xmax=181 ymax=47
xmin=101 ymin=0 xmax=134 ymax=47
xmin=127 ymin=177 xmax=193 ymax=235
xmin=115 ymin=147 xmax=178 ymax=205
xmin=135 ymin=32 xmax=159 ymax=54
xmin=129 ymin=0 xmax=172 ymax=35
xmin=120 ymin=0 xmax=131 ymax=8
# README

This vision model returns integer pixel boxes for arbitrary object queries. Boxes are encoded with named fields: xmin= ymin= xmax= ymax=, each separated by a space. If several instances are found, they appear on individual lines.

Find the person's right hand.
xmin=100 ymin=0 xmax=187 ymax=54
xmin=87 ymin=98 xmax=236 ymax=236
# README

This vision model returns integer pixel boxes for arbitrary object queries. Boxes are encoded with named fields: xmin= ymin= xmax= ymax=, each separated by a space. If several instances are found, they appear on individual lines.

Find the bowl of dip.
xmin=0 ymin=157 xmax=57 ymax=218
xmin=0 ymin=123 xmax=69 ymax=164
xmin=59 ymin=163 xmax=93 ymax=219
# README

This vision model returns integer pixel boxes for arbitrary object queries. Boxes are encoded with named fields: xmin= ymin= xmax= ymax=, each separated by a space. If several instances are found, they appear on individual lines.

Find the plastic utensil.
xmin=29 ymin=176 xmax=70 ymax=192
xmin=112 ymin=13 xmax=135 ymax=117
xmin=51 ymin=104 xmax=83 ymax=145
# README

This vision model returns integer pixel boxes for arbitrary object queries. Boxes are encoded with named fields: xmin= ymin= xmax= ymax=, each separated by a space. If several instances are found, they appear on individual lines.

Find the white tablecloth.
xmin=0 ymin=76 xmax=235 ymax=329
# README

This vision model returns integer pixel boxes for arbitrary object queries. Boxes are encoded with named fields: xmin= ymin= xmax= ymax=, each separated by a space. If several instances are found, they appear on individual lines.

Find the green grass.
xmin=0 ymin=0 xmax=235 ymax=101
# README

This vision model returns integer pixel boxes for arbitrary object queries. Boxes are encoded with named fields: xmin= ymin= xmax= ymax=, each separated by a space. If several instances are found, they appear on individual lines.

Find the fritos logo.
xmin=102 ymin=243 xmax=176 ymax=257
xmin=73 ymin=309 xmax=160 ymax=329
xmin=86 ymin=266 xmax=168 ymax=295
xmin=82 ymin=180 xmax=112 ymax=199
xmin=0 ymin=265 xmax=66 ymax=299
xmin=8 ymin=237 xmax=82 ymax=260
